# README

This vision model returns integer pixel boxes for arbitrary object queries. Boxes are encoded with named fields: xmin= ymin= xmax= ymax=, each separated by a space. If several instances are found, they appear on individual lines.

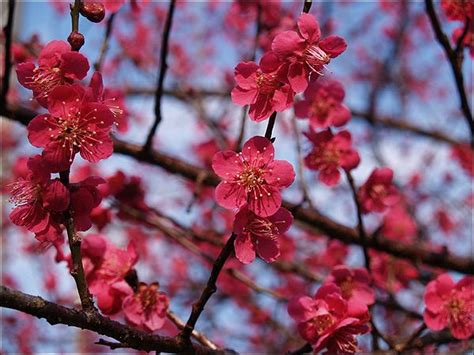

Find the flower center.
xmin=137 ymin=284 xmax=159 ymax=313
xmin=339 ymin=277 xmax=354 ymax=299
xmin=446 ymin=297 xmax=465 ymax=322
xmin=245 ymin=218 xmax=278 ymax=240
xmin=304 ymin=45 xmax=331 ymax=75
xmin=312 ymin=314 xmax=334 ymax=335
xmin=237 ymin=167 xmax=265 ymax=190
xmin=256 ymin=70 xmax=280 ymax=95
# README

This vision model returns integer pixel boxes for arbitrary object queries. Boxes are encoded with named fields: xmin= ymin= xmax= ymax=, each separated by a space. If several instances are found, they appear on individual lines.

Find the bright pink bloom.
xmin=232 ymin=205 xmax=293 ymax=264
xmin=288 ymin=284 xmax=370 ymax=354
xmin=27 ymin=84 xmax=114 ymax=172
xmin=212 ymin=136 xmax=295 ymax=217
xmin=370 ymin=252 xmax=419 ymax=292
xmin=382 ymin=205 xmax=417 ymax=242
xmin=272 ymin=13 xmax=347 ymax=92
xmin=326 ymin=265 xmax=375 ymax=309
xmin=451 ymin=144 xmax=473 ymax=177
xmin=304 ymin=129 xmax=360 ymax=186
xmin=9 ymin=155 xmax=69 ymax=234
xmin=358 ymin=167 xmax=399 ymax=213
xmin=122 ymin=282 xmax=169 ymax=332
xmin=16 ymin=40 xmax=89 ymax=106
xmin=424 ymin=273 xmax=473 ymax=340
xmin=82 ymin=234 xmax=137 ymax=315
xmin=441 ymin=0 xmax=473 ymax=21
xmin=231 ymin=52 xmax=294 ymax=122
xmin=295 ymin=80 xmax=351 ymax=129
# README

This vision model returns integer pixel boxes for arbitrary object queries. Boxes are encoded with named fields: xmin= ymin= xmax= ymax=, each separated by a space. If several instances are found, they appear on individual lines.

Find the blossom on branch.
xmin=358 ymin=167 xmax=399 ymax=213
xmin=16 ymin=40 xmax=89 ymax=107
xmin=272 ymin=13 xmax=347 ymax=93
xmin=232 ymin=205 xmax=293 ymax=264
xmin=212 ymin=136 xmax=295 ymax=217
xmin=27 ymin=84 xmax=114 ymax=172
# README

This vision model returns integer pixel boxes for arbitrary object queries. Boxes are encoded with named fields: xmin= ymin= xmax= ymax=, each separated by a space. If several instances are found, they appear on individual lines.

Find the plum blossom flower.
xmin=370 ymin=251 xmax=419 ymax=292
xmin=122 ymin=282 xmax=169 ymax=332
xmin=304 ymin=129 xmax=360 ymax=186
xmin=325 ymin=265 xmax=375 ymax=309
xmin=212 ymin=136 xmax=295 ymax=217
xmin=232 ymin=205 xmax=293 ymax=264
xmin=231 ymin=52 xmax=294 ymax=122
xmin=9 ymin=155 xmax=69 ymax=234
xmin=295 ymin=80 xmax=351 ymax=129
xmin=16 ymin=40 xmax=89 ymax=107
xmin=423 ymin=273 xmax=473 ymax=340
xmin=82 ymin=234 xmax=137 ymax=315
xmin=27 ymin=84 xmax=114 ymax=172
xmin=70 ymin=176 xmax=105 ymax=231
xmin=272 ymin=13 xmax=347 ymax=93
xmin=288 ymin=284 xmax=370 ymax=354
xmin=381 ymin=205 xmax=417 ymax=243
xmin=358 ymin=167 xmax=399 ymax=213
xmin=441 ymin=0 xmax=473 ymax=21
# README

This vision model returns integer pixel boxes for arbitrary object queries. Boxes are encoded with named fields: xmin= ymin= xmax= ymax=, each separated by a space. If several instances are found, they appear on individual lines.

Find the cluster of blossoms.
xmin=10 ymin=38 xmax=168 ymax=333
xmin=231 ymin=13 xmax=347 ymax=122
xmin=288 ymin=265 xmax=374 ymax=353
xmin=441 ymin=0 xmax=473 ymax=57
xmin=82 ymin=234 xmax=169 ymax=331
xmin=212 ymin=136 xmax=295 ymax=264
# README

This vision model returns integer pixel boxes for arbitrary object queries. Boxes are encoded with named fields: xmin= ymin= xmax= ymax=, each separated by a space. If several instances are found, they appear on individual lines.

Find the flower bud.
xmin=80 ymin=2 xmax=106 ymax=23
xmin=68 ymin=31 xmax=85 ymax=51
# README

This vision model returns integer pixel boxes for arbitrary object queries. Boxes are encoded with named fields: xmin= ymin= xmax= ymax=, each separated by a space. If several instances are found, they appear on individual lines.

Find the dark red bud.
xmin=68 ymin=31 xmax=85 ymax=51
xmin=79 ymin=2 xmax=106 ymax=23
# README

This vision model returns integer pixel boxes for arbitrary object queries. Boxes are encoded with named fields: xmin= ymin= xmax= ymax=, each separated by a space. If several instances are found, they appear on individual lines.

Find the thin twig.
xmin=142 ymin=0 xmax=176 ymax=152
xmin=1 ymin=0 xmax=16 ymax=108
xmin=264 ymin=112 xmax=277 ymax=140
xmin=59 ymin=170 xmax=96 ymax=313
xmin=425 ymin=0 xmax=473 ymax=147
xmin=94 ymin=13 xmax=116 ymax=71
xmin=180 ymin=234 xmax=236 ymax=342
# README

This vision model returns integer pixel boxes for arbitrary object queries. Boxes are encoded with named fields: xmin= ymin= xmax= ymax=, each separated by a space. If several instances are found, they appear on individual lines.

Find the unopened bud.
xmin=68 ymin=31 xmax=85 ymax=51
xmin=80 ymin=2 xmax=106 ymax=23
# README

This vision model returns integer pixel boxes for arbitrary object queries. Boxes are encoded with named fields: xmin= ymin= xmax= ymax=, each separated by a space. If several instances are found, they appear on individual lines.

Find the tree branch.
xmin=142 ymin=0 xmax=176 ymax=152
xmin=1 ymin=0 xmax=15 ymax=108
xmin=0 ymin=286 xmax=223 ymax=354
xmin=424 ymin=0 xmax=473 ymax=147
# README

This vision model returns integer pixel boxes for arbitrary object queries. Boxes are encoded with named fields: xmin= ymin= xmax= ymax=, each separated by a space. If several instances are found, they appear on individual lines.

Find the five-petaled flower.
xmin=9 ymin=155 xmax=69 ymax=234
xmin=424 ymin=273 xmax=474 ymax=340
xmin=231 ymin=52 xmax=294 ymax=122
xmin=123 ymin=282 xmax=169 ymax=332
xmin=295 ymin=79 xmax=351 ymax=130
xmin=288 ymin=283 xmax=370 ymax=354
xmin=358 ymin=167 xmax=399 ymax=213
xmin=16 ymin=40 xmax=89 ymax=107
xmin=304 ymin=129 xmax=360 ymax=186
xmin=27 ymin=84 xmax=114 ymax=172
xmin=233 ymin=205 xmax=293 ymax=264
xmin=272 ymin=13 xmax=347 ymax=93
xmin=212 ymin=136 xmax=295 ymax=217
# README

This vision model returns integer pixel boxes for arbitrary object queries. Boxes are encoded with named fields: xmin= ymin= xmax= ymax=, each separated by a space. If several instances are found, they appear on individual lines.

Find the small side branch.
xmin=142 ymin=0 xmax=176 ymax=152
xmin=1 ymin=0 xmax=16 ymax=108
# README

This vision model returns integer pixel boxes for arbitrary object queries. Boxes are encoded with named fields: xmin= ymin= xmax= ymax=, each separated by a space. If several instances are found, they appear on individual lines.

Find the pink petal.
xmin=16 ymin=62 xmax=35 ymax=89
xmin=215 ymin=182 xmax=246 ymax=210
xmin=211 ymin=151 xmax=243 ymax=179
xmin=288 ymin=296 xmax=317 ymax=323
xmin=319 ymin=35 xmax=347 ymax=58
xmin=266 ymin=160 xmax=295 ymax=188
xmin=268 ymin=208 xmax=293 ymax=234
xmin=231 ymin=86 xmax=258 ymax=106
xmin=27 ymin=114 xmax=57 ymax=148
xmin=297 ymin=13 xmax=321 ymax=43
xmin=287 ymin=62 xmax=308 ymax=93
xmin=43 ymin=179 xmax=70 ymax=211
xmin=248 ymin=185 xmax=281 ymax=217
xmin=234 ymin=233 xmax=256 ymax=264
xmin=241 ymin=136 xmax=274 ymax=164
xmin=272 ymin=30 xmax=305 ymax=58
xmin=256 ymin=237 xmax=280 ymax=263
xmin=60 ymin=52 xmax=90 ymax=80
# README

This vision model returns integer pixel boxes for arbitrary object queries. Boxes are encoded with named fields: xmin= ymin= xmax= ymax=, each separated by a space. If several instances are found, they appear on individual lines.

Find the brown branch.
xmin=59 ymin=170 xmax=96 ymax=313
xmin=0 ymin=286 xmax=223 ymax=354
xmin=2 ymin=106 xmax=473 ymax=274
xmin=127 ymin=88 xmax=465 ymax=146
xmin=404 ymin=329 xmax=473 ymax=351
xmin=1 ymin=0 xmax=15 ymax=108
xmin=424 ymin=0 xmax=473 ymax=147
xmin=180 ymin=234 xmax=236 ymax=341
xmin=265 ymin=112 xmax=277 ymax=140
xmin=167 ymin=309 xmax=219 ymax=350
xmin=142 ymin=0 xmax=176 ymax=152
